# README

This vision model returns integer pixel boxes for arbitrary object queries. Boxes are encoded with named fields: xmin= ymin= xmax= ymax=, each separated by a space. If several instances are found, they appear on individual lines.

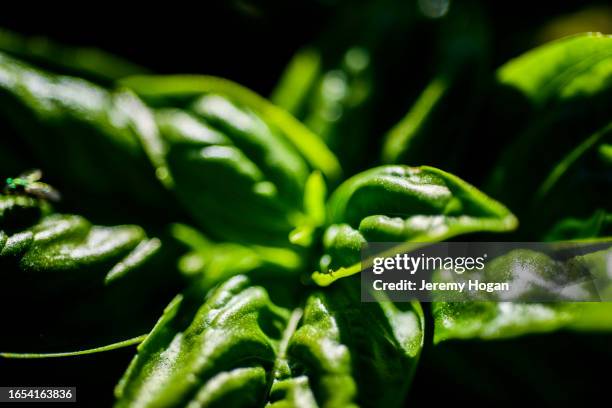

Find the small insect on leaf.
xmin=3 ymin=169 xmax=61 ymax=202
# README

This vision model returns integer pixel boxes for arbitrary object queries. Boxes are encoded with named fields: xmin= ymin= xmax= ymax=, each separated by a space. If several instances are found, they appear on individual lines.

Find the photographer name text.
xmin=372 ymin=279 xmax=510 ymax=293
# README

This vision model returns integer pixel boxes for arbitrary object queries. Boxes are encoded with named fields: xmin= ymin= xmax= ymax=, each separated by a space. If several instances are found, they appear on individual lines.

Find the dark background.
xmin=1 ymin=1 xmax=610 ymax=96
xmin=1 ymin=1 xmax=611 ymax=406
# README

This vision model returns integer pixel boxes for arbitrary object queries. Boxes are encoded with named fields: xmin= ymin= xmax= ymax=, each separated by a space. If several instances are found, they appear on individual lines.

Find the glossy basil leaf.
xmin=488 ymin=34 xmax=612 ymax=233
xmin=497 ymin=33 xmax=612 ymax=106
xmin=1 ymin=213 xmax=149 ymax=290
xmin=433 ymin=205 xmax=612 ymax=344
xmin=0 ymin=199 xmax=178 ymax=355
xmin=435 ymin=152 xmax=611 ymax=344
xmin=0 ymin=28 xmax=149 ymax=84
xmin=115 ymin=275 xmax=286 ymax=408
xmin=120 ymin=74 xmax=341 ymax=182
xmin=269 ymin=279 xmax=424 ymax=408
xmin=0 ymin=51 xmax=333 ymax=244
xmin=433 ymin=247 xmax=612 ymax=343
xmin=115 ymin=275 xmax=424 ymax=408
xmin=433 ymin=302 xmax=612 ymax=344
xmin=120 ymin=75 xmax=337 ymax=246
xmin=313 ymin=165 xmax=517 ymax=285
xmin=0 ymin=52 xmax=172 ymax=219
xmin=157 ymin=102 xmax=310 ymax=246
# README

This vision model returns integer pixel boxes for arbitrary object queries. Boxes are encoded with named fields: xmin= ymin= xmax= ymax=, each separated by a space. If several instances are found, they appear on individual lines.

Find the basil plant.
xmin=0 ymin=7 xmax=610 ymax=406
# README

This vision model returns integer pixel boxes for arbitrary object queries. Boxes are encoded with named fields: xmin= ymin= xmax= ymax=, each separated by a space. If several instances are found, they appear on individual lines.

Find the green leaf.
xmin=115 ymin=275 xmax=424 ymax=408
xmin=599 ymin=143 xmax=612 ymax=164
xmin=488 ymin=34 xmax=612 ymax=233
xmin=290 ymin=171 xmax=327 ymax=247
xmin=313 ymin=165 xmax=517 ymax=286
xmin=2 ymin=213 xmax=146 ymax=288
xmin=119 ymin=75 xmax=338 ymax=246
xmin=114 ymin=277 xmax=285 ymax=408
xmin=535 ymin=121 xmax=612 ymax=200
xmin=276 ymin=279 xmax=424 ymax=408
xmin=382 ymin=75 xmax=450 ymax=164
xmin=303 ymin=171 xmax=327 ymax=229
xmin=271 ymin=48 xmax=321 ymax=115
xmin=434 ymin=302 xmax=582 ymax=343
xmin=155 ymin=103 xmax=309 ymax=246
xmin=433 ymin=247 xmax=612 ymax=343
xmin=0 ymin=52 xmax=172 ymax=216
xmin=544 ymin=210 xmax=612 ymax=241
xmin=497 ymin=33 xmax=612 ymax=107
xmin=0 ymin=51 xmax=334 ymax=246
xmin=433 ymin=200 xmax=612 ymax=343
xmin=0 ymin=197 xmax=178 ymax=355
xmin=172 ymin=223 xmax=302 ymax=291
xmin=120 ymin=74 xmax=342 ymax=182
